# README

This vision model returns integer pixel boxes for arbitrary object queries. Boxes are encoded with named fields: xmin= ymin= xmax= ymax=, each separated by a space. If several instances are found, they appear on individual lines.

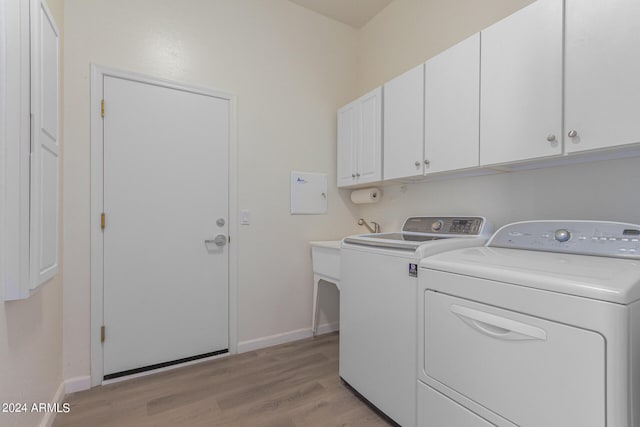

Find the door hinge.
xmin=101 ymin=99 xmax=105 ymax=118
xmin=101 ymin=212 xmax=106 ymax=230
xmin=101 ymin=325 xmax=106 ymax=343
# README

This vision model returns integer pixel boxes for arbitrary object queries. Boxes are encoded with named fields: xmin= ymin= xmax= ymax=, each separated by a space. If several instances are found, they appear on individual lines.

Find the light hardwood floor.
xmin=54 ymin=333 xmax=393 ymax=427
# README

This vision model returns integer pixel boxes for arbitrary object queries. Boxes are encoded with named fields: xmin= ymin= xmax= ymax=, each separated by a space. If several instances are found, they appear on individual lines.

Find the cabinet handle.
xmin=414 ymin=161 xmax=421 ymax=167
xmin=546 ymin=134 xmax=556 ymax=142
xmin=568 ymin=130 xmax=578 ymax=138
xmin=351 ymin=173 xmax=356 ymax=178
xmin=424 ymin=159 xmax=430 ymax=166
xmin=356 ymin=173 xmax=361 ymax=177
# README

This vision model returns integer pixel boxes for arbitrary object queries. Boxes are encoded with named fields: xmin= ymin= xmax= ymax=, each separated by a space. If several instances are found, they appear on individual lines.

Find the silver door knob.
xmin=351 ymin=173 xmax=356 ymax=178
xmin=216 ymin=218 xmax=225 ymax=227
xmin=568 ymin=130 xmax=578 ymax=138
xmin=415 ymin=161 xmax=420 ymax=167
xmin=205 ymin=235 xmax=227 ymax=247
xmin=424 ymin=159 xmax=430 ymax=165
xmin=546 ymin=134 xmax=556 ymax=142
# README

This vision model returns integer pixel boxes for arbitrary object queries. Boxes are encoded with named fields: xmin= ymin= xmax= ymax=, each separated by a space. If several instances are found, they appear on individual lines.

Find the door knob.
xmin=414 ymin=161 xmax=421 ymax=167
xmin=546 ymin=134 xmax=556 ymax=142
xmin=205 ymin=235 xmax=227 ymax=247
xmin=568 ymin=130 xmax=578 ymax=138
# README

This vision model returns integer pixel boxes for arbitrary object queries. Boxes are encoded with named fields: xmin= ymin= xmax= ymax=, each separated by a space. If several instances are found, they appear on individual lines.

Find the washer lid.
xmin=420 ymin=246 xmax=640 ymax=304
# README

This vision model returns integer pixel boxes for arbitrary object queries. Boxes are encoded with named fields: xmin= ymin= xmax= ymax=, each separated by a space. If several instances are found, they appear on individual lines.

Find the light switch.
xmin=240 ymin=209 xmax=251 ymax=225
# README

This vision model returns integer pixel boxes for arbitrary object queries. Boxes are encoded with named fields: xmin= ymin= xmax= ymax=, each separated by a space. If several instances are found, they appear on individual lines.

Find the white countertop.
xmin=309 ymin=240 xmax=341 ymax=250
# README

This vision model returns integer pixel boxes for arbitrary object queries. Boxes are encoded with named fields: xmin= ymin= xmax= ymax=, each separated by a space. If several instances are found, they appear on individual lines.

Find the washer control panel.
xmin=402 ymin=217 xmax=490 ymax=236
xmin=488 ymin=220 xmax=640 ymax=258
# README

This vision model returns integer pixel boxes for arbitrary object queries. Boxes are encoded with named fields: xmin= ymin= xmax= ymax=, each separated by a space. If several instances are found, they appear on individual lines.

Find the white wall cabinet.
xmin=424 ymin=33 xmax=480 ymax=174
xmin=564 ymin=0 xmax=640 ymax=153
xmin=337 ymin=87 xmax=382 ymax=188
xmin=479 ymin=0 xmax=563 ymax=166
xmin=383 ymin=64 xmax=424 ymax=180
xmin=1 ymin=0 xmax=60 ymax=300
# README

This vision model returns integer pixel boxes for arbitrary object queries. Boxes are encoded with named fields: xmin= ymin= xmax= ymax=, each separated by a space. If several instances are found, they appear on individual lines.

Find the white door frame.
xmin=90 ymin=65 xmax=238 ymax=386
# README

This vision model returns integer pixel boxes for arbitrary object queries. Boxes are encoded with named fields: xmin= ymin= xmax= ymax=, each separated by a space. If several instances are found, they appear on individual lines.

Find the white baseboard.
xmin=237 ymin=322 xmax=339 ymax=353
xmin=65 ymin=376 xmax=91 ymax=394
xmin=38 ymin=381 xmax=65 ymax=427
xmin=316 ymin=321 xmax=339 ymax=336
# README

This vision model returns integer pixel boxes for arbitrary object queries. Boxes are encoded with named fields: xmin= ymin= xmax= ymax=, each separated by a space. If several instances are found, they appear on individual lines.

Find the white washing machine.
xmin=340 ymin=216 xmax=492 ymax=427
xmin=417 ymin=220 xmax=640 ymax=427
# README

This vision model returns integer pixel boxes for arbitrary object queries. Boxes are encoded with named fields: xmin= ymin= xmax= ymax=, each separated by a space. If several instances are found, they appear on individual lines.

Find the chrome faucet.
xmin=358 ymin=218 xmax=380 ymax=234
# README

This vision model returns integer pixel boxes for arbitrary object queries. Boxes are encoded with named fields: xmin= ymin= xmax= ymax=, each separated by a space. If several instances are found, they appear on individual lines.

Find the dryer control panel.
xmin=488 ymin=220 xmax=640 ymax=259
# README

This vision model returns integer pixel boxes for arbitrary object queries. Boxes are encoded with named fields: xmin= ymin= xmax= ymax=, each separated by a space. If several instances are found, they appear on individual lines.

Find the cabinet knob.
xmin=568 ymin=130 xmax=578 ymax=138
xmin=351 ymin=173 xmax=356 ymax=178
xmin=546 ymin=134 xmax=556 ymax=142
xmin=414 ymin=161 xmax=421 ymax=167
xmin=356 ymin=173 xmax=361 ymax=177
xmin=424 ymin=159 xmax=430 ymax=166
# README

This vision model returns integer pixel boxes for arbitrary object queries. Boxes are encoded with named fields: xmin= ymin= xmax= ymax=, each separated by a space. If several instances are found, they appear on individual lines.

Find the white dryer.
xmin=340 ymin=216 xmax=492 ymax=427
xmin=417 ymin=220 xmax=640 ymax=427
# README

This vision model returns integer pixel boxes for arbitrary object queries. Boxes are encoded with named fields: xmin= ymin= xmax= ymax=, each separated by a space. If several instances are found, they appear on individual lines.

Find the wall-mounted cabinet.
xmin=1 ymin=0 xmax=60 ymax=300
xmin=479 ymin=0 xmax=563 ymax=166
xmin=383 ymin=64 xmax=424 ymax=180
xmin=564 ymin=0 xmax=640 ymax=154
xmin=336 ymin=0 xmax=640 ymax=189
xmin=337 ymin=87 xmax=382 ymax=188
xmin=424 ymin=33 xmax=480 ymax=174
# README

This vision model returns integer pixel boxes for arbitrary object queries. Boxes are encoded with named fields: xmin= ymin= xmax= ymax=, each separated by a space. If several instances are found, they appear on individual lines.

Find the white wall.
xmin=355 ymin=0 xmax=640 ymax=235
xmin=0 ymin=0 xmax=64 ymax=426
xmin=357 ymin=0 xmax=534 ymax=92
xmin=63 ymin=0 xmax=360 ymax=380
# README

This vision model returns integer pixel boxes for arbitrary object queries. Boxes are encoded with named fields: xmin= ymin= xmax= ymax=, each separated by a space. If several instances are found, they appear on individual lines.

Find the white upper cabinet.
xmin=337 ymin=87 xmax=382 ymax=188
xmin=480 ymin=0 xmax=563 ymax=166
xmin=383 ymin=64 xmax=425 ymax=180
xmin=425 ymin=33 xmax=480 ymax=174
xmin=1 ymin=0 xmax=59 ymax=300
xmin=565 ymin=0 xmax=640 ymax=153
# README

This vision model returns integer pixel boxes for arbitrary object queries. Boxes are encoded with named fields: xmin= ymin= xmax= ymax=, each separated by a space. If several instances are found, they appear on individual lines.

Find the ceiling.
xmin=288 ymin=0 xmax=393 ymax=29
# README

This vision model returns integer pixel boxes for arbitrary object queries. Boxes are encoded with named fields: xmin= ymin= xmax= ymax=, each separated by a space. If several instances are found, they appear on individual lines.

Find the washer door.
xmin=424 ymin=290 xmax=605 ymax=427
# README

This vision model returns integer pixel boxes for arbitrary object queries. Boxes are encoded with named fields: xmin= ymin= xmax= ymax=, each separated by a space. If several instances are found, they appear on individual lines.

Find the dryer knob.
xmin=431 ymin=220 xmax=444 ymax=232
xmin=554 ymin=229 xmax=571 ymax=242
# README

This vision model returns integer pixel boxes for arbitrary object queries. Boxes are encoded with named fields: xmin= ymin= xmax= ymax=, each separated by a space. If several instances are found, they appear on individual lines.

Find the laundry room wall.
xmin=0 ymin=0 xmax=65 ymax=425
xmin=62 ymin=0 xmax=360 ymax=382
xmin=354 ymin=0 xmax=640 ymax=233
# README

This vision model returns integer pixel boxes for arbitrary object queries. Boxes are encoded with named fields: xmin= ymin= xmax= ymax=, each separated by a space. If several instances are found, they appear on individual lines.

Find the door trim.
xmin=89 ymin=65 xmax=238 ymax=386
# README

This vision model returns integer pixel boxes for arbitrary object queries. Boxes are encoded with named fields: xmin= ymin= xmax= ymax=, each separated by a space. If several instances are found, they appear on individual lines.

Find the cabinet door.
xmin=383 ymin=65 xmax=424 ymax=180
xmin=425 ymin=34 xmax=479 ymax=174
xmin=565 ymin=0 xmax=640 ymax=153
xmin=480 ymin=0 xmax=563 ymax=166
xmin=29 ymin=0 xmax=60 ymax=287
xmin=357 ymin=87 xmax=382 ymax=184
xmin=337 ymin=101 xmax=359 ymax=187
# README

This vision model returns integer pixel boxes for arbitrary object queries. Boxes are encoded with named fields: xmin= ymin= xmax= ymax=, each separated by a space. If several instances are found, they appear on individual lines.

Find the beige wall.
xmin=357 ymin=0 xmax=533 ymax=93
xmin=0 ymin=0 xmax=64 ymax=426
xmin=62 ymin=0 xmax=360 ymax=380
xmin=355 ymin=0 xmax=640 ymax=236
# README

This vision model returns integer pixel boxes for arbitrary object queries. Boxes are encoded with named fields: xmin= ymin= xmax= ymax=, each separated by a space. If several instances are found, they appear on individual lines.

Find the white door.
xmin=565 ymin=0 xmax=640 ymax=153
xmin=479 ymin=0 xmax=563 ymax=166
xmin=102 ymin=76 xmax=229 ymax=378
xmin=357 ymin=87 xmax=382 ymax=185
xmin=383 ymin=64 xmax=424 ymax=180
xmin=337 ymin=101 xmax=358 ymax=187
xmin=425 ymin=33 xmax=480 ymax=174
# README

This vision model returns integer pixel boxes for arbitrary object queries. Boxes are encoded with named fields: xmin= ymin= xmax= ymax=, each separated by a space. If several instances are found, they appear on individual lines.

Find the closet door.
xmin=30 ymin=0 xmax=60 ymax=288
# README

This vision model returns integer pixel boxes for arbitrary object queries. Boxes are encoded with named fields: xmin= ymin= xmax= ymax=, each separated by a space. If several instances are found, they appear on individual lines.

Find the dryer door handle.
xmin=451 ymin=305 xmax=547 ymax=341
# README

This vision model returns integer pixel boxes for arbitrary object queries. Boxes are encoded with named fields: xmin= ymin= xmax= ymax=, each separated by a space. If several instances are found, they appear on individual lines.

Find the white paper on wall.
xmin=290 ymin=171 xmax=327 ymax=214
